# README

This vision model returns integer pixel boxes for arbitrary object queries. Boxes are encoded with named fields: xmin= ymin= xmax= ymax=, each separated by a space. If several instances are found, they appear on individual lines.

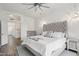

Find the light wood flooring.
xmin=0 ymin=38 xmax=21 ymax=56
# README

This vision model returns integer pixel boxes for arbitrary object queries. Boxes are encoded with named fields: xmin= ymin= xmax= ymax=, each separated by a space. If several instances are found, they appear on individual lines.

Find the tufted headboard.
xmin=43 ymin=21 xmax=67 ymax=33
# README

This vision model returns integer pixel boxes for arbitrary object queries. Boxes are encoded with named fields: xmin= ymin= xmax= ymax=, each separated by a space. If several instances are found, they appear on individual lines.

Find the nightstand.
xmin=67 ymin=37 xmax=79 ymax=55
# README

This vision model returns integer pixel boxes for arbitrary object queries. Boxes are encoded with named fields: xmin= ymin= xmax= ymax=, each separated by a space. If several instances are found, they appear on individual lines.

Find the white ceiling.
xmin=0 ymin=3 xmax=77 ymax=18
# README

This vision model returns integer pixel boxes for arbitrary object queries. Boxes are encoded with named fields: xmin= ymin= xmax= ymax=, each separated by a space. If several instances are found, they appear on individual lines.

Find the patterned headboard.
xmin=43 ymin=21 xmax=67 ymax=33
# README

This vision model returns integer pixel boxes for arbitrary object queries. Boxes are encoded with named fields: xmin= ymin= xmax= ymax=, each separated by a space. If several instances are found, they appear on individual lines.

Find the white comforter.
xmin=22 ymin=35 xmax=66 ymax=56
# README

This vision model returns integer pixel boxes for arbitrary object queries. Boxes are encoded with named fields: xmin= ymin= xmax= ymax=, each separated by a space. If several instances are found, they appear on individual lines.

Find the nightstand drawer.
xmin=67 ymin=38 xmax=79 ymax=52
xmin=69 ymin=41 xmax=77 ymax=51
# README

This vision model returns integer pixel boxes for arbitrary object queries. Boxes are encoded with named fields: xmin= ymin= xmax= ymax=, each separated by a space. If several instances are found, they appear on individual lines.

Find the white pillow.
xmin=42 ymin=31 xmax=48 ymax=36
xmin=47 ymin=31 xmax=54 ymax=38
xmin=42 ymin=31 xmax=52 ymax=37
xmin=53 ymin=32 xmax=65 ymax=38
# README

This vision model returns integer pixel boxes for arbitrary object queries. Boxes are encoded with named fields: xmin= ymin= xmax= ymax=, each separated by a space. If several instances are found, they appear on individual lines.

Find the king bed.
xmin=22 ymin=21 xmax=68 ymax=56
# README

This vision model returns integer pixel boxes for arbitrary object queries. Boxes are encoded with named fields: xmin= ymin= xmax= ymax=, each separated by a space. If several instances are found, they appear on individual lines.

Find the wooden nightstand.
xmin=67 ymin=37 xmax=79 ymax=55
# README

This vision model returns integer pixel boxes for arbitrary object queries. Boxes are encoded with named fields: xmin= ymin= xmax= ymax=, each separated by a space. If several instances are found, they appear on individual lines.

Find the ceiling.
xmin=0 ymin=3 xmax=76 ymax=18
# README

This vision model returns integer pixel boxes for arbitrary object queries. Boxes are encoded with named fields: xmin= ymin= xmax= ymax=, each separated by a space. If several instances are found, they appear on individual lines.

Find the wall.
xmin=0 ymin=9 xmax=9 ymax=45
xmin=0 ymin=9 xmax=35 ymax=45
xmin=21 ymin=15 xmax=35 ymax=40
xmin=34 ymin=3 xmax=79 ymax=39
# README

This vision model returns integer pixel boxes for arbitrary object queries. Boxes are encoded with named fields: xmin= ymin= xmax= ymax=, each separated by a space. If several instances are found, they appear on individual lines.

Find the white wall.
xmin=34 ymin=3 xmax=79 ymax=39
xmin=0 ymin=9 xmax=9 ymax=45
xmin=0 ymin=9 xmax=35 ymax=45
xmin=21 ymin=15 xmax=35 ymax=40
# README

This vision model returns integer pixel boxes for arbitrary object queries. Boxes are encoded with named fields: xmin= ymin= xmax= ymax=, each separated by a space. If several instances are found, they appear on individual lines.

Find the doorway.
xmin=8 ymin=15 xmax=21 ymax=55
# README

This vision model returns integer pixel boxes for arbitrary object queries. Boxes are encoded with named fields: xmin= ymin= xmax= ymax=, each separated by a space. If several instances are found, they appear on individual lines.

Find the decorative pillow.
xmin=48 ymin=32 xmax=54 ymax=38
xmin=43 ymin=31 xmax=54 ymax=38
xmin=42 ymin=31 xmax=48 ymax=36
xmin=53 ymin=32 xmax=65 ymax=38
xmin=47 ymin=31 xmax=54 ymax=38
xmin=44 ymin=31 xmax=50 ymax=37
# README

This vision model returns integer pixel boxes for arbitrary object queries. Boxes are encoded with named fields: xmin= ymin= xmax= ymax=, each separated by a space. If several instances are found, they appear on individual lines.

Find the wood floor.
xmin=0 ymin=44 xmax=9 ymax=56
xmin=0 ymin=44 xmax=17 ymax=56
xmin=0 ymin=44 xmax=8 ymax=53
xmin=0 ymin=38 xmax=21 ymax=56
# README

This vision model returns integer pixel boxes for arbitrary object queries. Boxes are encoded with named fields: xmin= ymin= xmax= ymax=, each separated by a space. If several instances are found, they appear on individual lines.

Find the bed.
xmin=22 ymin=21 xmax=68 ymax=56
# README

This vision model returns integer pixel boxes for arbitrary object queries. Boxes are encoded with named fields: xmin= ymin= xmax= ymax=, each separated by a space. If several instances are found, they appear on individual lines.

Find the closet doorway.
xmin=8 ymin=15 xmax=21 ymax=55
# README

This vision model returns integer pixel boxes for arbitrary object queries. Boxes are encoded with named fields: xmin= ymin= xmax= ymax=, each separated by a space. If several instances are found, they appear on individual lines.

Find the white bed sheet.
xmin=22 ymin=35 xmax=66 ymax=56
